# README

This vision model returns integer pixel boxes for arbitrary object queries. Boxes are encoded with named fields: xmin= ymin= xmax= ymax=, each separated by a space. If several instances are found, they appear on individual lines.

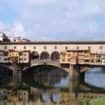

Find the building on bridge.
xmin=0 ymin=33 xmax=104 ymax=88
xmin=0 ymin=33 xmax=105 ymax=105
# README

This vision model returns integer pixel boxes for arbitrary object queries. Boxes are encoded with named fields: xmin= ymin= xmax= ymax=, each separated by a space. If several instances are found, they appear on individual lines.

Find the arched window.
xmin=31 ymin=51 xmax=39 ymax=59
xmin=40 ymin=52 xmax=49 ymax=60
xmin=51 ymin=51 xmax=60 ymax=60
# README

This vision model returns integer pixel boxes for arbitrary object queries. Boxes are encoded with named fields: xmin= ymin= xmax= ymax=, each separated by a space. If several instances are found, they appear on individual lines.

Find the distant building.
xmin=0 ymin=32 xmax=10 ymax=42
xmin=12 ymin=36 xmax=30 ymax=42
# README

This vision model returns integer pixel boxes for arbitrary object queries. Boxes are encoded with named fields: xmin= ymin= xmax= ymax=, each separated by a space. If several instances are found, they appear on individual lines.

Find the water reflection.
xmin=54 ymin=76 xmax=69 ymax=88
xmin=23 ymin=65 xmax=105 ymax=90
xmin=40 ymin=92 xmax=50 ymax=102
xmin=23 ymin=65 xmax=69 ymax=88
xmin=85 ymin=68 xmax=105 ymax=88
xmin=33 ymin=69 xmax=69 ymax=88
xmin=1 ymin=65 xmax=105 ymax=105
xmin=41 ymin=92 xmax=60 ymax=103
xmin=0 ymin=67 xmax=12 ymax=87
xmin=51 ymin=93 xmax=60 ymax=103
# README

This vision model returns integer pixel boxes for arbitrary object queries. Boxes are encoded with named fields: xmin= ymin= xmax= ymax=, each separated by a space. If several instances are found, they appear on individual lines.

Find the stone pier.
xmin=12 ymin=63 xmax=22 ymax=89
xmin=68 ymin=64 xmax=80 ymax=105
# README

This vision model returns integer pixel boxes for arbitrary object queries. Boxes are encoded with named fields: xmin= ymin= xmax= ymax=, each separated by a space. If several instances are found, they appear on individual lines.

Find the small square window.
xmin=33 ymin=46 xmax=36 ymax=49
xmin=4 ymin=46 xmax=7 ymax=49
xmin=24 ymin=53 xmax=27 ymax=56
xmin=4 ymin=58 xmax=8 ymax=60
xmin=88 ymin=46 xmax=91 ymax=50
xmin=76 ymin=46 xmax=79 ymax=50
xmin=24 ymin=46 xmax=26 ymax=49
xmin=99 ymin=46 xmax=103 ymax=50
xmin=43 ymin=46 xmax=47 ymax=49
xmin=68 ymin=59 xmax=71 ymax=61
xmin=24 ymin=58 xmax=26 ymax=61
xmin=54 ymin=46 xmax=57 ymax=49
xmin=68 ymin=54 xmax=71 ymax=57
xmin=62 ymin=59 xmax=65 ymax=62
xmin=14 ymin=46 xmax=16 ymax=49
xmin=65 ymin=46 xmax=68 ymax=50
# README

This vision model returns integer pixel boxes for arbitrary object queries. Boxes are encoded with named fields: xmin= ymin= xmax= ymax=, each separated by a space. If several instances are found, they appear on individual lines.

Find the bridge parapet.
xmin=30 ymin=59 xmax=71 ymax=74
xmin=31 ymin=59 xmax=60 ymax=66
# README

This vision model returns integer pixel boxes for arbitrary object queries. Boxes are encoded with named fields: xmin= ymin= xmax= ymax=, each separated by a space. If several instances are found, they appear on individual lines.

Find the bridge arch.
xmin=31 ymin=51 xmax=39 ymax=60
xmin=0 ymin=64 xmax=13 ymax=71
xmin=80 ymin=67 xmax=105 ymax=91
xmin=0 ymin=65 xmax=13 ymax=87
xmin=51 ymin=51 xmax=60 ymax=61
xmin=22 ymin=64 xmax=68 ymax=88
xmin=80 ymin=67 xmax=92 ymax=73
xmin=79 ymin=66 xmax=105 ymax=73
xmin=23 ymin=64 xmax=70 ymax=74
xmin=40 ymin=51 xmax=50 ymax=60
xmin=23 ymin=64 xmax=68 ymax=73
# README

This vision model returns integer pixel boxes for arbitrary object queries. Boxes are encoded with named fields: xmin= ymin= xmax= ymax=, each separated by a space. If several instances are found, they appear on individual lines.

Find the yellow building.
xmin=8 ymin=50 xmax=30 ymax=64
xmin=8 ymin=50 xmax=19 ymax=63
xmin=60 ymin=50 xmax=92 ymax=65
xmin=60 ymin=50 xmax=78 ymax=64
xmin=78 ymin=50 xmax=91 ymax=64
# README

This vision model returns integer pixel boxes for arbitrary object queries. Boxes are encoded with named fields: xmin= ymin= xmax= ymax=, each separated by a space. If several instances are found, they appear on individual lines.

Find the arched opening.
xmin=22 ymin=65 xmax=68 ymax=89
xmin=51 ymin=51 xmax=60 ymax=61
xmin=0 ymin=65 xmax=13 ymax=88
xmin=31 ymin=51 xmax=39 ymax=60
xmin=40 ymin=52 xmax=49 ymax=60
xmin=80 ymin=67 xmax=105 ymax=91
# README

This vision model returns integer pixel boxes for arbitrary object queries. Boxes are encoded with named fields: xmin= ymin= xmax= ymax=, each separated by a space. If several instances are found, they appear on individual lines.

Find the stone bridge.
xmin=0 ymin=41 xmax=105 ymax=90
xmin=0 ymin=41 xmax=105 ymax=105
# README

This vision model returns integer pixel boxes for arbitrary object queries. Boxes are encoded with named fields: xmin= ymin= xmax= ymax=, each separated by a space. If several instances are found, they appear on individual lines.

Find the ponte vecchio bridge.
xmin=0 ymin=40 xmax=105 ymax=105
xmin=0 ymin=41 xmax=105 ymax=91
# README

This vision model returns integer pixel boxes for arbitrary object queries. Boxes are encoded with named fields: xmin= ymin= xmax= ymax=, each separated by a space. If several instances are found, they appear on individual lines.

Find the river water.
xmin=40 ymin=67 xmax=105 ymax=104
xmin=0 ymin=66 xmax=105 ymax=104
xmin=53 ymin=67 xmax=105 ymax=89
xmin=30 ymin=66 xmax=105 ymax=103
xmin=52 ymin=67 xmax=105 ymax=89
xmin=85 ymin=67 xmax=105 ymax=88
xmin=14 ymin=65 xmax=105 ymax=89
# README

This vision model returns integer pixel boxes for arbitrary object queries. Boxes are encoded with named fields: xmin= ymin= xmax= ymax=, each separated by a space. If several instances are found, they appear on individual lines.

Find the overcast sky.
xmin=0 ymin=0 xmax=105 ymax=41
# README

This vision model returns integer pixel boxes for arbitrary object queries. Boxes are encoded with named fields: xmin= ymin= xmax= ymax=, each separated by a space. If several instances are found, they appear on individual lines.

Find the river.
xmin=85 ymin=67 xmax=105 ymax=88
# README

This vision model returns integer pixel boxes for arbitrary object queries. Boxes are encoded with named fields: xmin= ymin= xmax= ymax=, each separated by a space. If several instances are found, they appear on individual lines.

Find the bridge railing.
xmin=31 ymin=59 xmax=60 ymax=66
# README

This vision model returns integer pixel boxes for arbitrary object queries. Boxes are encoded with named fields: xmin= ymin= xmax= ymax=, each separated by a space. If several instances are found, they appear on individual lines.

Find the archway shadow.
xmin=22 ymin=64 xmax=69 ymax=89
xmin=0 ymin=65 xmax=13 ymax=88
